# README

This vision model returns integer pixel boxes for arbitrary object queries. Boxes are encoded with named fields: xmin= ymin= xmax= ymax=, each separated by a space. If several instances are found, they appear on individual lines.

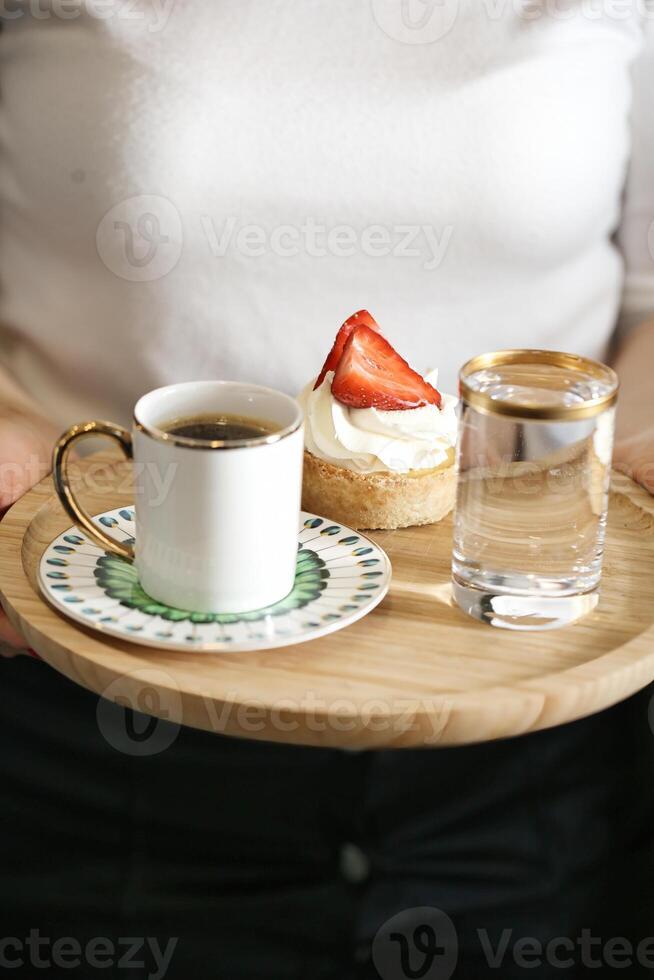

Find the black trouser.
xmin=1 ymin=656 xmax=654 ymax=979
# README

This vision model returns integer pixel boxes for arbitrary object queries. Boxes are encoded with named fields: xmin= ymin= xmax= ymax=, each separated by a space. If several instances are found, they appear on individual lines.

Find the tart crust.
xmin=301 ymin=449 xmax=456 ymax=530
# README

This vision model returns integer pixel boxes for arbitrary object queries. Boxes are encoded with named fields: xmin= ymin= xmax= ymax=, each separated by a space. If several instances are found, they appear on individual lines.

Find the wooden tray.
xmin=1 ymin=452 xmax=654 ymax=749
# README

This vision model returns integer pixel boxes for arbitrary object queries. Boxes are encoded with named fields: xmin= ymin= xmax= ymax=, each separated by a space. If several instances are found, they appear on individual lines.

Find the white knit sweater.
xmin=0 ymin=1 xmax=652 ymax=425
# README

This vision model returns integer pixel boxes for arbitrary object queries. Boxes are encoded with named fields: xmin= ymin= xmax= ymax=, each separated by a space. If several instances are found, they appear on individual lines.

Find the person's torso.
xmin=0 ymin=0 xmax=643 ymax=424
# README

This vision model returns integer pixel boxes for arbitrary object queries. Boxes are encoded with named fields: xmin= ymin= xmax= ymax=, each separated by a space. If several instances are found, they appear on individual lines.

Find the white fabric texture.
xmin=0 ymin=1 xmax=652 ymax=426
xmin=618 ymin=16 xmax=654 ymax=332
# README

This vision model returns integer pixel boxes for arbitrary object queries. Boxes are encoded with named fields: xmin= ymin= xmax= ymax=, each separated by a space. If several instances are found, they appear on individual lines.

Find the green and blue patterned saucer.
xmin=38 ymin=508 xmax=391 ymax=652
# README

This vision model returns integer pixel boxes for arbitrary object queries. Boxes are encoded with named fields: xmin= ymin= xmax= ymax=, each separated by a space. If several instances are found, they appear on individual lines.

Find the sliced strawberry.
xmin=331 ymin=325 xmax=442 ymax=411
xmin=343 ymin=309 xmax=379 ymax=331
xmin=313 ymin=310 xmax=380 ymax=390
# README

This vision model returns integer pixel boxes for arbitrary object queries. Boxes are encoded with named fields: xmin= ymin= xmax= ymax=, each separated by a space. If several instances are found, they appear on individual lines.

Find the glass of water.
xmin=451 ymin=350 xmax=619 ymax=631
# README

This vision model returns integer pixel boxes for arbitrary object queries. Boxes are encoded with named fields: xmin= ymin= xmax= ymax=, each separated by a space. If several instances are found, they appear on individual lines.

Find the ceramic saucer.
xmin=38 ymin=507 xmax=391 ymax=652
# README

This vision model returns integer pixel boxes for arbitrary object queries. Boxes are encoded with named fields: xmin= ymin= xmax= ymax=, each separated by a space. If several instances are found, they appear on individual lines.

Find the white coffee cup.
xmin=52 ymin=381 xmax=304 ymax=613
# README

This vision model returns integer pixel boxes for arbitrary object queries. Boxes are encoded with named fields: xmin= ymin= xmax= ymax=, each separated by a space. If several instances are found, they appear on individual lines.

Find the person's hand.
xmin=613 ymin=430 xmax=654 ymax=496
xmin=0 ymin=411 xmax=58 ymax=656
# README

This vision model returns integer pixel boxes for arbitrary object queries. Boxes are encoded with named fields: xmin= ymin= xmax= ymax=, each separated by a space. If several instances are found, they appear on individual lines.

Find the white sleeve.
xmin=617 ymin=17 xmax=654 ymax=334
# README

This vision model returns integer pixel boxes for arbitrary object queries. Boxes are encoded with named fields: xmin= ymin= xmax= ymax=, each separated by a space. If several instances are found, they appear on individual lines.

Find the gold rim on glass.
xmin=459 ymin=349 xmax=619 ymax=421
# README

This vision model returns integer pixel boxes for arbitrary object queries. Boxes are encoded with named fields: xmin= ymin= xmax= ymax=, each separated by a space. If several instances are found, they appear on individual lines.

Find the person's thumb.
xmin=0 ymin=608 xmax=32 ymax=656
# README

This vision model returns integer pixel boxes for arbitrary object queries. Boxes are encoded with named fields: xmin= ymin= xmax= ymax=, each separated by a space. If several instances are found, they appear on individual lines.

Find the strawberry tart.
xmin=299 ymin=311 xmax=458 ymax=530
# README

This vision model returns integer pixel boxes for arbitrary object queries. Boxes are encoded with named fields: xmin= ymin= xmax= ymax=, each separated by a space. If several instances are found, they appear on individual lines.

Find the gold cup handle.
xmin=52 ymin=421 xmax=135 ymax=561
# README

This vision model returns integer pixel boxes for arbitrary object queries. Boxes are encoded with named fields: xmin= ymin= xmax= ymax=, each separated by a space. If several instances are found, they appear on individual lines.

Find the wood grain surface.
xmin=1 ymin=452 xmax=653 ymax=749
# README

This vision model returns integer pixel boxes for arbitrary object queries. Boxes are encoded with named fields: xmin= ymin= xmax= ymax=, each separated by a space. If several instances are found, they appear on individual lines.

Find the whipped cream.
xmin=298 ymin=370 xmax=458 ymax=474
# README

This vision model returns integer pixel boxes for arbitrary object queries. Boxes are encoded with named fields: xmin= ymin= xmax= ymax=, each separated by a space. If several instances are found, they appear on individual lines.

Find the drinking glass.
xmin=451 ymin=350 xmax=619 ymax=630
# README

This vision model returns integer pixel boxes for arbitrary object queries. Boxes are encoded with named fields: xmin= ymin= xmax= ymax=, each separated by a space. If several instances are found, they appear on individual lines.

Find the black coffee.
xmin=161 ymin=412 xmax=278 ymax=442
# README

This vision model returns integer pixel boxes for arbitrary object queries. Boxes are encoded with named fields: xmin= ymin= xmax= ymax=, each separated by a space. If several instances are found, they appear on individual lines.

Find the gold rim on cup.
xmin=133 ymin=414 xmax=303 ymax=450
xmin=458 ymin=349 xmax=619 ymax=421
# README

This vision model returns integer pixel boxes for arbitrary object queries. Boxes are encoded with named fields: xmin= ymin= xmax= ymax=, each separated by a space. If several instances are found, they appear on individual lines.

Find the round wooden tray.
xmin=1 ymin=452 xmax=654 ymax=749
